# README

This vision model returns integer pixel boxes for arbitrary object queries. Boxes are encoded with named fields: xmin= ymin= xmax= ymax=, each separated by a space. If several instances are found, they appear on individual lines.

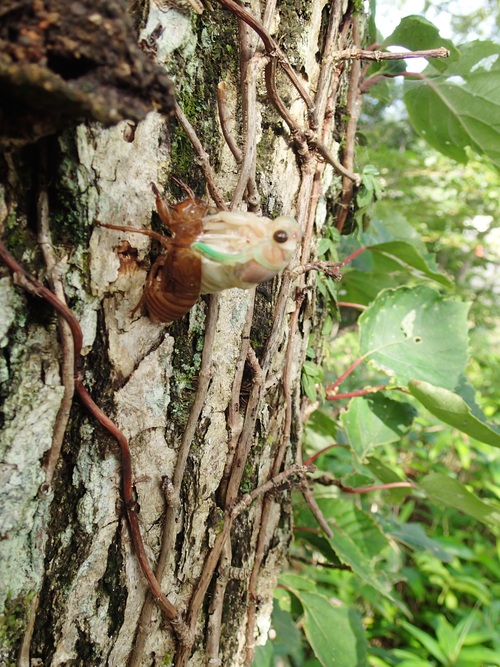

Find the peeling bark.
xmin=0 ymin=1 xmax=358 ymax=665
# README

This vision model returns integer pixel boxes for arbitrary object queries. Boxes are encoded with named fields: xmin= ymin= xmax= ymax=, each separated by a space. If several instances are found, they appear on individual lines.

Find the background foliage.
xmin=255 ymin=2 xmax=500 ymax=665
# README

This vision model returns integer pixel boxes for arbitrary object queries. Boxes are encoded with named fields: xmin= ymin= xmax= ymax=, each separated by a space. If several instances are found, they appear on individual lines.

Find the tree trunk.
xmin=0 ymin=1 xmax=358 ymax=665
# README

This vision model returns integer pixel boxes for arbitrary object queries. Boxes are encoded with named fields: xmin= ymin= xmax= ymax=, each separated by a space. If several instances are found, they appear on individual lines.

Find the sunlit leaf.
xmin=404 ymin=40 xmax=500 ymax=168
xmin=409 ymin=379 xmax=500 ymax=447
xmin=359 ymin=286 xmax=469 ymax=388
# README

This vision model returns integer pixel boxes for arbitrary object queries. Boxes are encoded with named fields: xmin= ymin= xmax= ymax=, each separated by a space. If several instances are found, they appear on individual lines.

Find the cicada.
xmin=98 ymin=184 xmax=300 ymax=323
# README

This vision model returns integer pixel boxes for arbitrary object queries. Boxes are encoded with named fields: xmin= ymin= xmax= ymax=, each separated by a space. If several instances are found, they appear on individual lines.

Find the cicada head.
xmin=191 ymin=210 xmax=301 ymax=293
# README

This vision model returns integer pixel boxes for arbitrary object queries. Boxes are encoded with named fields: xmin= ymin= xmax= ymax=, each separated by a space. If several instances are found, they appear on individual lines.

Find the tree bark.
xmin=0 ymin=1 xmax=358 ymax=665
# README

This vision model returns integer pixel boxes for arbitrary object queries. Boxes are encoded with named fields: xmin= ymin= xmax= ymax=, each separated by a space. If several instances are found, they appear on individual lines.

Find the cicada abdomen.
xmin=135 ymin=186 xmax=209 ymax=322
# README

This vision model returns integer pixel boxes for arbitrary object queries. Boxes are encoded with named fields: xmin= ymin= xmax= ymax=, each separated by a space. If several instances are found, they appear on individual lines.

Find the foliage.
xmin=254 ymin=6 xmax=500 ymax=667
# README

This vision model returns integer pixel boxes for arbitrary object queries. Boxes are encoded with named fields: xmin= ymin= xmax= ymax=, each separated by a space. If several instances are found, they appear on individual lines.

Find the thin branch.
xmin=335 ymin=15 xmax=362 ymax=234
xmin=312 ymin=136 xmax=361 ymax=184
xmin=232 ymin=464 xmax=315 ymax=518
xmin=303 ymin=443 xmax=342 ymax=466
xmin=337 ymin=301 xmax=367 ymax=309
xmin=337 ymin=46 xmax=450 ymax=61
xmin=231 ymin=20 xmax=263 ymax=209
xmin=324 ymin=353 xmax=369 ymax=397
xmin=314 ymin=477 xmax=414 ymax=494
xmin=289 ymin=260 xmax=343 ymax=280
xmin=216 ymin=0 xmax=316 ymax=119
xmin=174 ymin=101 xmax=227 ymax=210
xmin=298 ymin=479 xmax=333 ymax=538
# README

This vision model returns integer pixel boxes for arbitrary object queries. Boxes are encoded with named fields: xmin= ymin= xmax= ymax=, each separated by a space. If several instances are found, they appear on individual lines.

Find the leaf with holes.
xmin=359 ymin=286 xmax=469 ymax=389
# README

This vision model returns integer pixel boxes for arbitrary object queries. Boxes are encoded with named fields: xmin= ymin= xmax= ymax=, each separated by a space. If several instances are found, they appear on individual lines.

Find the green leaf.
xmin=280 ymin=572 xmax=317 ymax=593
xmin=383 ymin=16 xmax=459 ymax=70
xmin=419 ymin=473 xmax=500 ymax=531
xmin=315 ymin=498 xmax=405 ymax=607
xmin=252 ymin=643 xmax=274 ymax=667
xmin=359 ymin=286 xmax=470 ymax=389
xmin=341 ymin=395 xmax=416 ymax=461
xmin=399 ymin=620 xmax=448 ymax=664
xmin=369 ymin=241 xmax=452 ymax=287
xmin=404 ymin=40 xmax=500 ymax=168
xmin=458 ymin=646 xmax=500 ymax=666
xmin=379 ymin=516 xmax=454 ymax=562
xmin=303 ymin=409 xmax=338 ymax=451
xmin=297 ymin=593 xmax=369 ymax=667
xmin=408 ymin=379 xmax=500 ymax=447
xmin=271 ymin=602 xmax=304 ymax=664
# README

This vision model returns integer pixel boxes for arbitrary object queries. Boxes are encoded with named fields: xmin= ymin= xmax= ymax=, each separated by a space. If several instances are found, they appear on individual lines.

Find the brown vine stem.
xmin=231 ymin=17 xmax=263 ymax=209
xmin=324 ymin=353 xmax=370 ymax=398
xmin=337 ymin=301 xmax=367 ymax=309
xmin=205 ymin=294 xmax=256 ymax=663
xmin=0 ymin=240 xmax=189 ymax=642
xmin=243 ymin=4 xmax=359 ymax=661
xmin=129 ymin=296 xmax=219 ymax=667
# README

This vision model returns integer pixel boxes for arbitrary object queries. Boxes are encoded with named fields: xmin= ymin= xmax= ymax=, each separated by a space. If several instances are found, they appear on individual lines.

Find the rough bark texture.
xmin=0 ymin=1 xmax=357 ymax=665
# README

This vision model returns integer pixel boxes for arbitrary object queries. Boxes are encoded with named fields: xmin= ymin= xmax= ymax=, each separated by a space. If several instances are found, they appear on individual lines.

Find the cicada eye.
xmin=273 ymin=230 xmax=289 ymax=244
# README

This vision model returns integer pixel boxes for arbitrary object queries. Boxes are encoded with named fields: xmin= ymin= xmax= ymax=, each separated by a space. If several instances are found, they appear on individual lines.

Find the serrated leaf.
xmin=419 ymin=473 xmax=500 ymax=531
xmin=359 ymin=286 xmax=469 ymax=389
xmin=409 ymin=379 xmax=500 ymax=447
xmin=341 ymin=395 xmax=416 ymax=461
xmin=295 ymin=593 xmax=369 ymax=667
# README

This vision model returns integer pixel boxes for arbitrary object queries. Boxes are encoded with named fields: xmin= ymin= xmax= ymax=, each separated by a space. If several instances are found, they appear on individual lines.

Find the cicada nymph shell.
xmin=98 ymin=184 xmax=300 ymax=323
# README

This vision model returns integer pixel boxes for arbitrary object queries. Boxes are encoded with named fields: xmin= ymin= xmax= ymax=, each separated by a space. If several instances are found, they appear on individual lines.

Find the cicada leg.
xmin=95 ymin=221 xmax=171 ymax=249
